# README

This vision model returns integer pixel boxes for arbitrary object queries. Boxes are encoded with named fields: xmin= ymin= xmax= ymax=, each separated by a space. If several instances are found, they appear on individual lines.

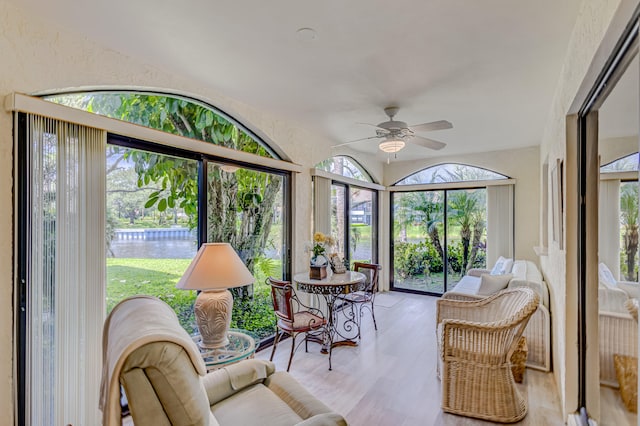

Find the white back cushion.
xmin=478 ymin=273 xmax=513 ymax=296
xmin=490 ymin=256 xmax=507 ymax=275
xmin=598 ymin=263 xmax=617 ymax=289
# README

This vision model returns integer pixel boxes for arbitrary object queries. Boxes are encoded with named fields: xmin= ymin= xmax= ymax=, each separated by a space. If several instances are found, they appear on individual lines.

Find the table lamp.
xmin=176 ymin=243 xmax=255 ymax=348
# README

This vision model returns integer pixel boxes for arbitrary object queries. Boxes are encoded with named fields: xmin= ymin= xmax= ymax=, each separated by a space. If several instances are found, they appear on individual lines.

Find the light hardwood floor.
xmin=600 ymin=385 xmax=637 ymax=426
xmin=256 ymin=291 xmax=565 ymax=425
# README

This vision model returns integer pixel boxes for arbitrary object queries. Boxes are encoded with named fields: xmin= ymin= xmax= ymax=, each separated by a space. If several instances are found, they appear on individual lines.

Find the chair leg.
xmin=270 ymin=329 xmax=281 ymax=361
xmin=370 ymin=302 xmax=377 ymax=331
xmin=356 ymin=303 xmax=363 ymax=339
xmin=287 ymin=333 xmax=297 ymax=372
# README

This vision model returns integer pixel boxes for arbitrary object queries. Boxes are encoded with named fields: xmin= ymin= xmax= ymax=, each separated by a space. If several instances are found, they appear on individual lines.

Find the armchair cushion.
xmin=203 ymin=359 xmax=275 ymax=405
xmin=478 ymin=273 xmax=513 ymax=296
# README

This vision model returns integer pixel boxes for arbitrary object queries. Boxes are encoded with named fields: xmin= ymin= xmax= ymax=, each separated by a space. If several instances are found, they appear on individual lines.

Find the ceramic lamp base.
xmin=194 ymin=289 xmax=233 ymax=349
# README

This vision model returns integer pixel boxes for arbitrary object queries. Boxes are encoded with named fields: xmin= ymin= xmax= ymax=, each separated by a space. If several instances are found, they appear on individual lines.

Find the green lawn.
xmin=107 ymin=257 xmax=277 ymax=339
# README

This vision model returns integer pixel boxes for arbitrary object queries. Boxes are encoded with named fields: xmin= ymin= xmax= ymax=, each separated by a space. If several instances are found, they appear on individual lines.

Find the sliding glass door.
xmin=331 ymin=182 xmax=377 ymax=266
xmin=391 ymin=188 xmax=487 ymax=295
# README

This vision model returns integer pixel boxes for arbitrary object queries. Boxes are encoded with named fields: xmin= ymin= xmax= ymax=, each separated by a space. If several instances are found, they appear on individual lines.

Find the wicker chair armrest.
xmin=441 ymin=292 xmax=484 ymax=302
xmin=436 ymin=292 xmax=504 ymax=324
xmin=438 ymin=290 xmax=538 ymax=330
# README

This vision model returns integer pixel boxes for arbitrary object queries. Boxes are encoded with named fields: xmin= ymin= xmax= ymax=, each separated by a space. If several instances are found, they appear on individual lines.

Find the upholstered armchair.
xmin=436 ymin=287 xmax=539 ymax=423
xmin=100 ymin=295 xmax=346 ymax=426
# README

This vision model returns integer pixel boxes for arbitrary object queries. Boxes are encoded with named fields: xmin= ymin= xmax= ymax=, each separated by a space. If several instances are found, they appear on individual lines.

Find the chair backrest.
xmin=268 ymin=277 xmax=296 ymax=322
xmin=353 ymin=262 xmax=381 ymax=294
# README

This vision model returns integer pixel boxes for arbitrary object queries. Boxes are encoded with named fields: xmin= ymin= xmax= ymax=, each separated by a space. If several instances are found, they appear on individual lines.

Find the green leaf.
xmin=144 ymin=197 xmax=159 ymax=208
xmin=158 ymin=198 xmax=167 ymax=212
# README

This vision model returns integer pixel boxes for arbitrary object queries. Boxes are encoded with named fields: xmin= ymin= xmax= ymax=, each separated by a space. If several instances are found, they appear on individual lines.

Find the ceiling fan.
xmin=333 ymin=106 xmax=452 ymax=154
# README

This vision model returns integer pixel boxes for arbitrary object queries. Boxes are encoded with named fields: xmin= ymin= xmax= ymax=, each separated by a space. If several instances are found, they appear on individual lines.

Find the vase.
xmin=311 ymin=254 xmax=328 ymax=266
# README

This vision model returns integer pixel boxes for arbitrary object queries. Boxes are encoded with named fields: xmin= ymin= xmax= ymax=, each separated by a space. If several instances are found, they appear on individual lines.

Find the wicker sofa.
xmin=443 ymin=258 xmax=551 ymax=371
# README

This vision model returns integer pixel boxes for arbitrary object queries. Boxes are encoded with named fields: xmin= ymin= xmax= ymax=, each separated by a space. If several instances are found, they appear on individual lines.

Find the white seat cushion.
xmin=450 ymin=275 xmax=481 ymax=295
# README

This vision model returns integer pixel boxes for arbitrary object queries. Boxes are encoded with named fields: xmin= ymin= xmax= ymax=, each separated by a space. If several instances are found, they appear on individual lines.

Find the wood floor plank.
xmin=256 ymin=291 xmax=566 ymax=425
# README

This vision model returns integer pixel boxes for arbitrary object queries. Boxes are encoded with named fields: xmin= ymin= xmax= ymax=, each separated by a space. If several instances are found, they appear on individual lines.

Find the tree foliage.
xmin=71 ymin=93 xmax=283 ymax=275
xmin=621 ymin=183 xmax=639 ymax=281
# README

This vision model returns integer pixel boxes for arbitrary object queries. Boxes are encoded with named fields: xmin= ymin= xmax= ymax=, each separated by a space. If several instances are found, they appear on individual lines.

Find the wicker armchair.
xmin=436 ymin=287 xmax=539 ymax=423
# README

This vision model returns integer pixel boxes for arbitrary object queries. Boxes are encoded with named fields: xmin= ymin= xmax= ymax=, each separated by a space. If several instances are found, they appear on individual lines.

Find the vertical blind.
xmin=24 ymin=113 xmax=106 ymax=425
xmin=599 ymin=180 xmax=620 ymax=279
xmin=486 ymin=185 xmax=514 ymax=264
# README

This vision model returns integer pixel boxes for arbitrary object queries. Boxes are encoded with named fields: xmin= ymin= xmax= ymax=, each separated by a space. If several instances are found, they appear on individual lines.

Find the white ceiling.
xmin=14 ymin=0 xmax=582 ymax=161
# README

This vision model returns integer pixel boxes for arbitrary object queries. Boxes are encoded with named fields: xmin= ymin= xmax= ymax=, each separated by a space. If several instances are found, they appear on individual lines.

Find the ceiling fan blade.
xmin=357 ymin=122 xmax=388 ymax=131
xmin=410 ymin=135 xmax=447 ymax=150
xmin=410 ymin=120 xmax=453 ymax=133
xmin=332 ymin=135 xmax=382 ymax=148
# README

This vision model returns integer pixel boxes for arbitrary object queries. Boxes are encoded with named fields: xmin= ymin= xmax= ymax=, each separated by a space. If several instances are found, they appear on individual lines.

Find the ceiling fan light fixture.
xmin=379 ymin=139 xmax=405 ymax=153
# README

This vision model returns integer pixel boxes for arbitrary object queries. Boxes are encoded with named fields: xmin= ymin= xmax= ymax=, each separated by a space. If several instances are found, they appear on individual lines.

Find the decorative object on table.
xmin=176 ymin=243 xmax=254 ymax=349
xmin=329 ymin=253 xmax=347 ymax=274
xmin=309 ymin=232 xmax=334 ymax=279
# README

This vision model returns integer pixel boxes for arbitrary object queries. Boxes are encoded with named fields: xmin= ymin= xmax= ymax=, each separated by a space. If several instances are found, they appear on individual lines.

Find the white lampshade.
xmin=379 ymin=139 xmax=405 ymax=153
xmin=176 ymin=243 xmax=254 ymax=290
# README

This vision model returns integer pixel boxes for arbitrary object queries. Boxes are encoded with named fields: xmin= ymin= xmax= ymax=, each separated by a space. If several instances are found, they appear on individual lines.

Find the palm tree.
xmin=467 ymin=210 xmax=486 ymax=272
xmin=621 ymin=183 xmax=639 ymax=281
xmin=448 ymin=190 xmax=482 ymax=274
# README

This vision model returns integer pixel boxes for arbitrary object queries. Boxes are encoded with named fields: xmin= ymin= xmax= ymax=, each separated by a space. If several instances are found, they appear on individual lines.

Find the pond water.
xmin=109 ymin=231 xmax=373 ymax=261
xmin=110 ymin=239 xmax=198 ymax=259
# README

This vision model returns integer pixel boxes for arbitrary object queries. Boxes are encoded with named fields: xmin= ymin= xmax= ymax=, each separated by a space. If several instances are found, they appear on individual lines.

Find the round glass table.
xmin=192 ymin=329 xmax=257 ymax=371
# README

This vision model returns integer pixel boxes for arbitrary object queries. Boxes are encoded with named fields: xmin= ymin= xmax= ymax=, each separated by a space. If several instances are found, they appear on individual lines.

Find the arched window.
xmin=315 ymin=156 xmax=373 ymax=182
xmin=395 ymin=163 xmax=509 ymax=185
xmin=601 ymin=152 xmax=639 ymax=172
xmin=44 ymin=91 xmax=278 ymax=158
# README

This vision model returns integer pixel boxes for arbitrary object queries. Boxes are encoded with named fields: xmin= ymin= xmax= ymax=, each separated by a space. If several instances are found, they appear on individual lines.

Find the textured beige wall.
xmin=384 ymin=145 xmax=541 ymax=264
xmin=538 ymin=0 xmax=636 ymax=419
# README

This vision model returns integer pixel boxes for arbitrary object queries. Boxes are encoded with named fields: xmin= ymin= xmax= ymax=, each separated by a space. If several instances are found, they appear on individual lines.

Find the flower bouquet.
xmin=309 ymin=232 xmax=334 ymax=279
